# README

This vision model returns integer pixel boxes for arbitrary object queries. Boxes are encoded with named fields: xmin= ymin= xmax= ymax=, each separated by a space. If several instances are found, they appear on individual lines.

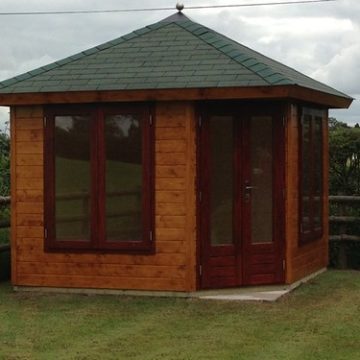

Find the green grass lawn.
xmin=0 ymin=270 xmax=359 ymax=359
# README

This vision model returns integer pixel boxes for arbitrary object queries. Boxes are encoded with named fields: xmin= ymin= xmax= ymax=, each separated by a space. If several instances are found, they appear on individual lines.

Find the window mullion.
xmin=300 ymin=111 xmax=308 ymax=238
xmin=95 ymin=107 xmax=105 ymax=249
xmin=299 ymin=107 xmax=325 ymax=244
xmin=319 ymin=117 xmax=324 ymax=233
xmin=143 ymin=106 xmax=154 ymax=245
xmin=310 ymin=116 xmax=315 ymax=235
xmin=44 ymin=113 xmax=55 ymax=250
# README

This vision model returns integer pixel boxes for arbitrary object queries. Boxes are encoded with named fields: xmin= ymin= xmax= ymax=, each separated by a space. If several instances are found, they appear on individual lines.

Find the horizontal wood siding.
xmin=285 ymin=104 xmax=329 ymax=283
xmin=12 ymin=102 xmax=197 ymax=292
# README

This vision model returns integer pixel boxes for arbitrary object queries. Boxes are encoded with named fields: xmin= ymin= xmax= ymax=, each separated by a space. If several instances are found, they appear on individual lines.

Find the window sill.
xmin=44 ymin=243 xmax=156 ymax=255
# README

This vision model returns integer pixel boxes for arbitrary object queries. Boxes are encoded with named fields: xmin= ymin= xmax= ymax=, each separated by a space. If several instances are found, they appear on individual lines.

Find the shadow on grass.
xmin=0 ymin=270 xmax=359 ymax=360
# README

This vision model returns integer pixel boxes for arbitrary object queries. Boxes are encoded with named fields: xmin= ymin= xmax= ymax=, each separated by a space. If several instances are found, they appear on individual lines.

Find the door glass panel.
xmin=105 ymin=114 xmax=142 ymax=242
xmin=209 ymin=116 xmax=234 ymax=246
xmin=250 ymin=116 xmax=273 ymax=244
xmin=55 ymin=116 xmax=91 ymax=241
xmin=301 ymin=115 xmax=312 ymax=232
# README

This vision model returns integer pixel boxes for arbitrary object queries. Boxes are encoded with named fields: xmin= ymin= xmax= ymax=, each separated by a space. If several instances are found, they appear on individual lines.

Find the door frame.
xmin=196 ymin=101 xmax=286 ymax=289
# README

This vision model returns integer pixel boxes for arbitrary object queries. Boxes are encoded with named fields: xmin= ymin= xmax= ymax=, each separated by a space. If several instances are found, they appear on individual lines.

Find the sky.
xmin=0 ymin=0 xmax=359 ymax=131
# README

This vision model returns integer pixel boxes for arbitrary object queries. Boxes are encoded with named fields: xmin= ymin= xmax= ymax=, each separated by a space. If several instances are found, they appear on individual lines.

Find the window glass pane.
xmin=250 ymin=116 xmax=273 ymax=244
xmin=209 ymin=116 xmax=234 ymax=246
xmin=105 ymin=114 xmax=142 ymax=242
xmin=313 ymin=116 xmax=323 ymax=229
xmin=55 ymin=116 xmax=91 ymax=241
xmin=301 ymin=115 xmax=311 ymax=233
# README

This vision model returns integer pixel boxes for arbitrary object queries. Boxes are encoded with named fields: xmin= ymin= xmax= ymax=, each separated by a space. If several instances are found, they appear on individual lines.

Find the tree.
xmin=0 ymin=129 xmax=10 ymax=196
xmin=329 ymin=117 xmax=349 ymax=130
xmin=329 ymin=121 xmax=360 ymax=195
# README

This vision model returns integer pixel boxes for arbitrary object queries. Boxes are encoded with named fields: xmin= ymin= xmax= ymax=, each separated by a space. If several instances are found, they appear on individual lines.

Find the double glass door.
xmin=199 ymin=104 xmax=285 ymax=288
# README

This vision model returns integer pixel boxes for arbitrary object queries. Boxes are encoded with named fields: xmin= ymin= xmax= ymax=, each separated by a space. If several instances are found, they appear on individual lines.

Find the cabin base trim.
xmin=286 ymin=267 xmax=327 ymax=290
xmin=13 ymin=268 xmax=327 ymax=299
xmin=13 ymin=286 xmax=193 ymax=298
xmin=13 ymin=285 xmax=290 ymax=300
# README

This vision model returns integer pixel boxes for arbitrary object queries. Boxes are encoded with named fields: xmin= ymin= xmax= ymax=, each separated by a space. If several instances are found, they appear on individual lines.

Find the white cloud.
xmin=312 ymin=43 xmax=360 ymax=95
xmin=0 ymin=55 xmax=55 ymax=81
xmin=0 ymin=0 xmax=358 ymax=126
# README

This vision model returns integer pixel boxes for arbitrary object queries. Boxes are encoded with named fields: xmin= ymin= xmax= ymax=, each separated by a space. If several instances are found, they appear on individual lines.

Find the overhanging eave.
xmin=0 ymin=85 xmax=353 ymax=108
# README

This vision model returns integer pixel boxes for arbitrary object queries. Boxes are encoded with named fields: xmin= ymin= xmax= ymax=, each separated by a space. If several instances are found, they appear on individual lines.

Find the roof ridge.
xmin=0 ymin=20 xmax=170 ymax=91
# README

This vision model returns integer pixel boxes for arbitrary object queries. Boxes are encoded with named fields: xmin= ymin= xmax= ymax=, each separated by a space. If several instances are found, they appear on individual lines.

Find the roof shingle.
xmin=0 ymin=12 xmax=351 ymax=100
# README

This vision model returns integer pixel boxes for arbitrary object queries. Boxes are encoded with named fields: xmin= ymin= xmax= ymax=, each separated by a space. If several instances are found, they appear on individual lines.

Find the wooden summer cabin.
xmin=0 ymin=12 xmax=352 ymax=291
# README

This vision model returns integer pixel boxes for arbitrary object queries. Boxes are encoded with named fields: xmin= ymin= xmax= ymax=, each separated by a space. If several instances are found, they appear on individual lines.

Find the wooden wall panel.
xmin=184 ymin=103 xmax=197 ymax=291
xmin=16 ymin=154 xmax=44 ymax=166
xmin=16 ymin=274 xmax=186 ymax=292
xmin=11 ymin=106 xmax=44 ymax=284
xmin=17 ymin=262 xmax=187 ymax=279
xmin=155 ymin=178 xmax=185 ymax=190
xmin=15 ymin=245 xmax=188 ymax=266
xmin=10 ymin=108 xmax=17 ymax=283
xmin=12 ymin=102 xmax=197 ymax=292
xmin=285 ymin=104 xmax=329 ymax=283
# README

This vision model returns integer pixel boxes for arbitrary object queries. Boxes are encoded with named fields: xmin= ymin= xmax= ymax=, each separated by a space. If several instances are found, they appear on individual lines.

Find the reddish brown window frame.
xmin=299 ymin=106 xmax=325 ymax=244
xmin=44 ymin=104 xmax=155 ymax=253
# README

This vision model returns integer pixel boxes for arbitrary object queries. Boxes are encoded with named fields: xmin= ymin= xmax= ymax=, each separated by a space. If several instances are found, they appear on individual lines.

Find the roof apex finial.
xmin=176 ymin=2 xmax=184 ymax=12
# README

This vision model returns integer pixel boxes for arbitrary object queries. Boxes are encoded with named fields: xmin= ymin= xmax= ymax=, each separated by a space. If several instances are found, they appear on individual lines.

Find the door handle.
xmin=244 ymin=183 xmax=256 ymax=202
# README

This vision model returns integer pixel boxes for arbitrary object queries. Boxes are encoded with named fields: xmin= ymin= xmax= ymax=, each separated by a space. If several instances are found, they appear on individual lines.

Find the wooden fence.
xmin=329 ymin=195 xmax=360 ymax=268
xmin=0 ymin=197 xmax=10 ymax=218
xmin=0 ymin=196 xmax=10 ymax=252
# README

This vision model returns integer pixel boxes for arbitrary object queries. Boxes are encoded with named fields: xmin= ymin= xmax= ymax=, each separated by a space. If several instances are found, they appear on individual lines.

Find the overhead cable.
xmin=0 ymin=0 xmax=337 ymax=16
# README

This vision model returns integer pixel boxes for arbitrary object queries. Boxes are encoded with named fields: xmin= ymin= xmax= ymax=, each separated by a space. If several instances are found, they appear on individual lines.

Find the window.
xmin=44 ymin=104 xmax=154 ymax=252
xmin=299 ymin=107 xmax=325 ymax=244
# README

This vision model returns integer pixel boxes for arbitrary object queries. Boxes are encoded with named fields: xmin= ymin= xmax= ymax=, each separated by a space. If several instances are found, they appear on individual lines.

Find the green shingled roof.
xmin=0 ymin=12 xmax=351 ymax=99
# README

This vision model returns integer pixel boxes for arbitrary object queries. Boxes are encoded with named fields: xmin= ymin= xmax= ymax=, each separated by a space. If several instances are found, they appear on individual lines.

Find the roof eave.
xmin=288 ymin=85 xmax=353 ymax=109
xmin=0 ymin=84 xmax=352 ymax=108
